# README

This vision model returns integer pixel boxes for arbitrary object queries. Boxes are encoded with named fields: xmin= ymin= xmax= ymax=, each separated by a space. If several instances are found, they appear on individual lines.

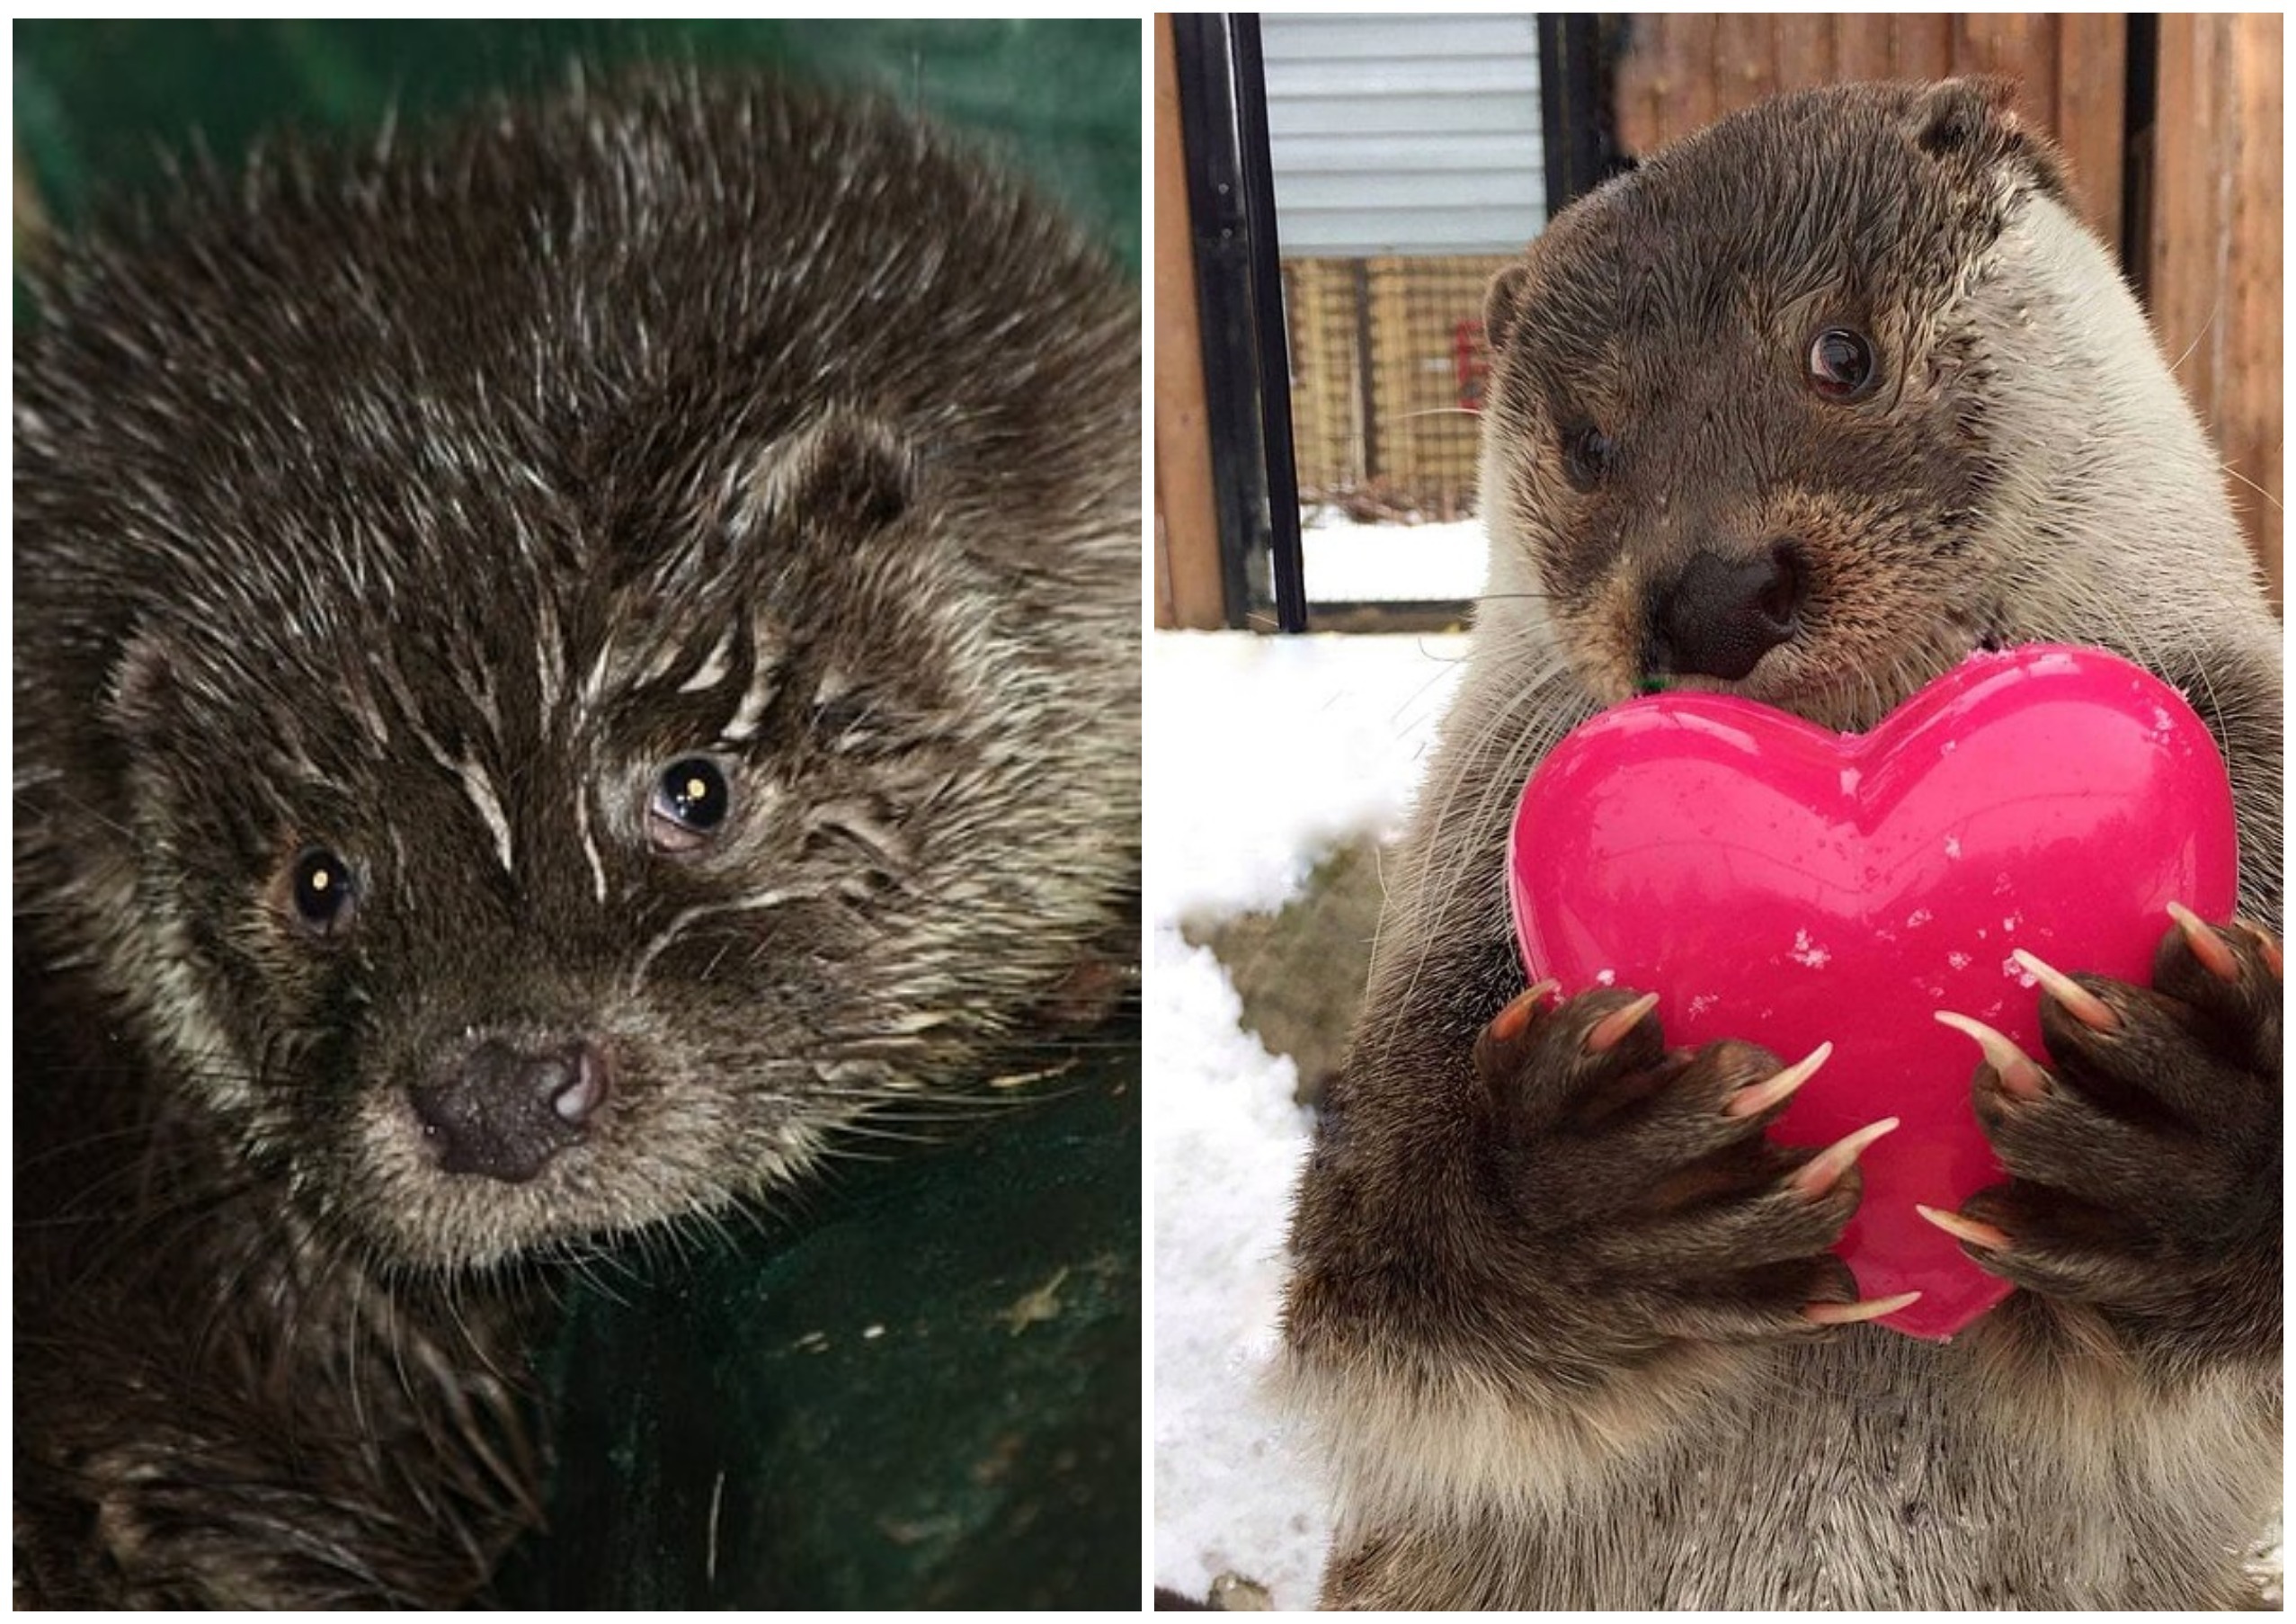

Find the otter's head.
xmin=16 ymin=78 xmax=1137 ymax=1277
xmin=1481 ymin=78 xmax=2089 ymax=728
xmin=81 ymin=409 xmax=1108 ymax=1273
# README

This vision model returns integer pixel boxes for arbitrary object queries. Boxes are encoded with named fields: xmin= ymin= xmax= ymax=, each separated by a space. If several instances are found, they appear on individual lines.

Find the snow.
xmin=1148 ymin=626 xmax=1468 ymax=1607
xmin=1300 ymin=513 xmax=1489 ymax=602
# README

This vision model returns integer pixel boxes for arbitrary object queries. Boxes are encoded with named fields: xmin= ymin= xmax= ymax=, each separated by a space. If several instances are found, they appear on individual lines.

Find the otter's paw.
xmin=1927 ymin=911 xmax=2281 ymax=1320
xmin=1474 ymin=984 xmax=1902 ymax=1340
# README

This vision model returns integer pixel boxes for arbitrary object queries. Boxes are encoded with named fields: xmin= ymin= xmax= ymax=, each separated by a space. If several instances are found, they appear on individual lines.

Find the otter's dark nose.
xmin=410 ymin=1038 xmax=610 ymax=1183
xmin=1649 ymin=541 xmax=1808 ymax=682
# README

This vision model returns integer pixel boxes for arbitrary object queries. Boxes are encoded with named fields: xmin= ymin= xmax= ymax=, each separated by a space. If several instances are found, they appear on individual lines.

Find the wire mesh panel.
xmin=1282 ymin=258 xmax=1362 ymax=498
xmin=1286 ymin=253 xmax=1513 ymax=519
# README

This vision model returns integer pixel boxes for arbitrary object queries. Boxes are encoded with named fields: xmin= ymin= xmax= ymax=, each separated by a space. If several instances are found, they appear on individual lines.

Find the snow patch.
xmin=1151 ymin=628 xmax=1469 ymax=1604
xmin=1301 ymin=513 xmax=1490 ymax=602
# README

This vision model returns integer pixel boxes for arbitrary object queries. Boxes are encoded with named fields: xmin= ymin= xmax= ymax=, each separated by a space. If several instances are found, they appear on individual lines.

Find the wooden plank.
xmin=2215 ymin=13 xmax=2282 ymax=607
xmin=1670 ymin=13 xmax=1722 ymax=143
xmin=1368 ymin=257 xmax=1415 ymax=491
xmin=2051 ymin=14 xmax=2126 ymax=248
xmin=1614 ymin=16 xmax=1665 ymax=152
xmin=1619 ymin=14 xmax=2112 ymax=149
xmin=2150 ymin=13 xmax=2283 ymax=607
xmin=1936 ymin=14 xmax=2126 ymax=251
xmin=1614 ymin=15 xmax=1663 ymax=156
xmin=1890 ymin=14 xmax=1956 ymax=81
xmin=1834 ymin=15 xmax=1895 ymax=84
xmin=2149 ymin=19 xmax=2222 ymax=438
xmin=1775 ymin=16 xmax=1841 ymax=94
xmin=1713 ymin=13 xmax=1779 ymax=116
xmin=1152 ymin=12 xmax=1226 ymax=629
xmin=2228 ymin=17 xmax=2283 ymax=607
xmin=1954 ymin=13 xmax=2058 ymax=131
xmin=1286 ymin=258 xmax=1349 ymax=495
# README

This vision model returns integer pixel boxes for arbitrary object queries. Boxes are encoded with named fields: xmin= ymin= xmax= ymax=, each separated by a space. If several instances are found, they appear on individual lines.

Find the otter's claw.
xmin=2238 ymin=920 xmax=2282 ymax=979
xmin=1723 ymin=1042 xmax=1831 ymax=1120
xmin=1584 ymin=991 xmax=1660 ymax=1055
xmin=2010 ymin=949 xmax=2119 ymax=1031
xmin=2165 ymin=900 xmax=2241 ymax=983
xmin=1788 ymin=1117 xmax=1898 ymax=1200
xmin=1803 ymin=1289 xmax=1922 ymax=1326
xmin=1487 ymin=978 xmax=1560 ymax=1044
xmin=1934 ymin=1010 xmax=2049 ymax=1099
xmin=1913 ymin=1202 xmax=2010 ymax=1252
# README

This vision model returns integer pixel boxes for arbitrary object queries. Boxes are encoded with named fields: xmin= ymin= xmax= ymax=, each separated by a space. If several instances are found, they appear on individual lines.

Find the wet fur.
xmin=1281 ymin=80 xmax=2279 ymax=1609
xmin=15 ymin=71 xmax=1138 ymax=1604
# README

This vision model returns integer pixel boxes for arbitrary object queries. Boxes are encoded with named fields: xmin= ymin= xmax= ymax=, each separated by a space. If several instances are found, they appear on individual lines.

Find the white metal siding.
xmin=1262 ymin=13 xmax=1545 ymax=257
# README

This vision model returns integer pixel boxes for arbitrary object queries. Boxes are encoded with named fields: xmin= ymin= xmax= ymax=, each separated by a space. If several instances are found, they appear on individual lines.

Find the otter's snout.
xmin=410 ymin=1037 xmax=611 ymax=1183
xmin=1647 ymin=540 xmax=1808 ymax=682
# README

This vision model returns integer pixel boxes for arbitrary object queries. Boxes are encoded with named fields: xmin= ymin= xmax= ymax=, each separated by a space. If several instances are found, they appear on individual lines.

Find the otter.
xmin=1279 ymin=79 xmax=2280 ymax=1609
xmin=13 ymin=70 xmax=1139 ymax=1606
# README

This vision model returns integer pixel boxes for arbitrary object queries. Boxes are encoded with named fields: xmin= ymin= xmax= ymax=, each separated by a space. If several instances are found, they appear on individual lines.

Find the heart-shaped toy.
xmin=1507 ymin=644 xmax=2238 ymax=1339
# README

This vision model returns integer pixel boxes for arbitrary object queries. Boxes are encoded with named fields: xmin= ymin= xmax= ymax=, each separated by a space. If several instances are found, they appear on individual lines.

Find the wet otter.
xmin=14 ymin=70 xmax=1139 ymax=1605
xmin=1281 ymin=78 xmax=2279 ymax=1608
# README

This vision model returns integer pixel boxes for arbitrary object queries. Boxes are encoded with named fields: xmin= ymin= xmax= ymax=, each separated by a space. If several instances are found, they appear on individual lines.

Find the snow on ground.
xmin=1148 ymin=627 xmax=1467 ymax=1607
xmin=1301 ymin=512 xmax=1488 ymax=602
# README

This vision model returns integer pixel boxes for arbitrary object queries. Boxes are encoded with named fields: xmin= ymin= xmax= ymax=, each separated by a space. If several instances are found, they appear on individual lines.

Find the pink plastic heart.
xmin=1507 ymin=644 xmax=2238 ymax=1339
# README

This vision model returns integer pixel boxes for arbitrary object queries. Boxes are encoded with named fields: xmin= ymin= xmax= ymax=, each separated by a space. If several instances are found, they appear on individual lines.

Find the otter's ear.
xmin=1484 ymin=262 xmax=1534 ymax=355
xmin=107 ymin=626 xmax=179 ymax=748
xmin=1905 ymin=76 xmax=2069 ymax=202
xmin=742 ymin=411 xmax=918 ymax=538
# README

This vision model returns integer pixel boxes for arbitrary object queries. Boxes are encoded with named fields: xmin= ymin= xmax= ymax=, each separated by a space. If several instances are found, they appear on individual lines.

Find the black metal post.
xmin=2119 ymin=13 xmax=2158 ymax=304
xmin=1228 ymin=13 xmax=1307 ymax=633
xmin=1171 ymin=13 xmax=1268 ymax=629
xmin=1536 ymin=13 xmax=1620 ymax=214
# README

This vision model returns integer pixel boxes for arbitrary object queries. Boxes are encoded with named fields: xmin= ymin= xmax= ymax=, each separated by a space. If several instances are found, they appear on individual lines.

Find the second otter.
xmin=1282 ymin=79 xmax=2280 ymax=1608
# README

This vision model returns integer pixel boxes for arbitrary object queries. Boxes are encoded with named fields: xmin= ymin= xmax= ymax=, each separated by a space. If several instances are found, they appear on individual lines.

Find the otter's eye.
xmin=1562 ymin=424 xmax=1612 ymax=492
xmin=649 ymin=756 xmax=732 ymax=852
xmin=289 ymin=848 xmax=357 ymax=937
xmin=1806 ymin=328 xmax=1879 ymax=401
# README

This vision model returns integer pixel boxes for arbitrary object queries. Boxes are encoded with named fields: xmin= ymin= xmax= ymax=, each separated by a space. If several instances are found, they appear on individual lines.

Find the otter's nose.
xmin=1648 ymin=541 xmax=1808 ymax=682
xmin=410 ymin=1038 xmax=610 ymax=1183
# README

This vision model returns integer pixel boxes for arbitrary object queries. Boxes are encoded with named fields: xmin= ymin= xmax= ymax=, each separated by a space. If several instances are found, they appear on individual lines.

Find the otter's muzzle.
xmin=409 ymin=1036 xmax=611 ymax=1183
xmin=1646 ymin=540 xmax=1808 ymax=682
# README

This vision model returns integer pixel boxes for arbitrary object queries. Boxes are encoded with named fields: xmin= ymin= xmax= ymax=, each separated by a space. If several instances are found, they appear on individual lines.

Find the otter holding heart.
xmin=1278 ymin=79 xmax=2280 ymax=1610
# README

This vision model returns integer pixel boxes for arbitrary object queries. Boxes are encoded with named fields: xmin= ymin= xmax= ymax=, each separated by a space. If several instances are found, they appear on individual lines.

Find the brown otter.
xmin=14 ymin=69 xmax=1139 ymax=1605
xmin=1280 ymin=79 xmax=2280 ymax=1609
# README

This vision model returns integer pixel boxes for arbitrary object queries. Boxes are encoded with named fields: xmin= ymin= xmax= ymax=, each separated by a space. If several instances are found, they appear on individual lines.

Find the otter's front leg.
xmin=1283 ymin=969 xmax=1888 ymax=1606
xmin=1932 ymin=911 xmax=2281 ymax=1364
xmin=1464 ymin=984 xmax=1902 ymax=1339
xmin=17 ymin=1367 xmax=531 ymax=1610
